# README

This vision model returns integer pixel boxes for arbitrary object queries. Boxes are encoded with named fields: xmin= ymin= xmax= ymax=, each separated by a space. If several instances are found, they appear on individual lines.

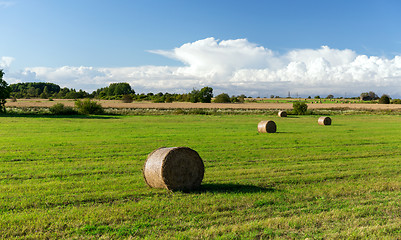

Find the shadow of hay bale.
xmin=190 ymin=183 xmax=277 ymax=194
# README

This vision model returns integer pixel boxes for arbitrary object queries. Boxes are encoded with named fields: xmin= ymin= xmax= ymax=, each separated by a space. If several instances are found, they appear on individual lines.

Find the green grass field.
xmin=1 ymin=114 xmax=401 ymax=239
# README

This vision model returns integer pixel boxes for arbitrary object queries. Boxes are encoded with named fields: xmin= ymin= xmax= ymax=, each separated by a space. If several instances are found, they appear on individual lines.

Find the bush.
xmin=75 ymin=99 xmax=104 ymax=115
xmin=292 ymin=101 xmax=308 ymax=115
xmin=379 ymin=95 xmax=390 ymax=104
xmin=122 ymin=94 xmax=134 ymax=103
xmin=230 ymin=95 xmax=245 ymax=103
xmin=391 ymin=99 xmax=401 ymax=104
xmin=214 ymin=93 xmax=231 ymax=103
xmin=230 ymin=96 xmax=239 ymax=103
xmin=49 ymin=103 xmax=78 ymax=115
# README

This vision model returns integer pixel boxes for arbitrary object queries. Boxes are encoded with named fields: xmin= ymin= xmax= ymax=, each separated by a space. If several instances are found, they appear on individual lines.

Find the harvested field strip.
xmin=6 ymin=99 xmax=401 ymax=111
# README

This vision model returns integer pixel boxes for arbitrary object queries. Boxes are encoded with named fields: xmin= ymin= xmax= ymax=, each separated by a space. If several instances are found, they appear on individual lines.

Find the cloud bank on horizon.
xmin=3 ymin=37 xmax=401 ymax=97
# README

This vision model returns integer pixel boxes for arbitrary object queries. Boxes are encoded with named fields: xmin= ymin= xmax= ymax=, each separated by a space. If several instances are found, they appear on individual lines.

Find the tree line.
xmin=7 ymin=80 xmax=248 ymax=103
xmin=8 ymin=82 xmax=216 ymax=102
xmin=4 ymin=81 xmax=398 ymax=104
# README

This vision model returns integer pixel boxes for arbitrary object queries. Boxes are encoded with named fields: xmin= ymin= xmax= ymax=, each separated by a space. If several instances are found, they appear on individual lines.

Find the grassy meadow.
xmin=1 ymin=113 xmax=401 ymax=239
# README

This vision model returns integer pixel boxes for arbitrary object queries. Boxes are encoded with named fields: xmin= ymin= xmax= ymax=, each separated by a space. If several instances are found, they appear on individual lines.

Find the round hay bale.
xmin=258 ymin=120 xmax=277 ymax=133
xmin=278 ymin=111 xmax=287 ymax=117
xmin=143 ymin=147 xmax=204 ymax=191
xmin=318 ymin=116 xmax=331 ymax=125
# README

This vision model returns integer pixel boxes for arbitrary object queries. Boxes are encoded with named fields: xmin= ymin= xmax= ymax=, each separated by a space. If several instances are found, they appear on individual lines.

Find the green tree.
xmin=199 ymin=87 xmax=213 ymax=103
xmin=229 ymin=95 xmax=246 ymax=103
xmin=360 ymin=91 xmax=378 ymax=100
xmin=9 ymin=82 xmax=62 ymax=98
xmin=379 ymin=94 xmax=390 ymax=104
xmin=164 ymin=93 xmax=174 ymax=103
xmin=0 ymin=70 xmax=11 ymax=113
xmin=214 ymin=93 xmax=231 ymax=103
xmin=190 ymin=89 xmax=200 ymax=103
xmin=27 ymin=87 xmax=36 ymax=98
xmin=39 ymin=86 xmax=49 ymax=99
xmin=392 ymin=99 xmax=401 ymax=104
xmin=103 ymin=83 xmax=134 ymax=97
xmin=292 ymin=101 xmax=308 ymax=115
xmin=230 ymin=96 xmax=239 ymax=103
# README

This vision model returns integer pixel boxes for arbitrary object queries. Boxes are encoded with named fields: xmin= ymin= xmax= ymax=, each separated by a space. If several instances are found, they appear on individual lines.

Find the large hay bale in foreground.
xmin=143 ymin=147 xmax=204 ymax=191
xmin=258 ymin=120 xmax=277 ymax=133
xmin=318 ymin=116 xmax=332 ymax=125
xmin=278 ymin=111 xmax=287 ymax=117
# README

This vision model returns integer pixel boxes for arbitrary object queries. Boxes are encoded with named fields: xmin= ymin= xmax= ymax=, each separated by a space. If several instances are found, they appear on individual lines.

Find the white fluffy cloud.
xmin=150 ymin=38 xmax=277 ymax=78
xmin=0 ymin=56 xmax=14 ymax=69
xmin=3 ymin=38 xmax=401 ymax=97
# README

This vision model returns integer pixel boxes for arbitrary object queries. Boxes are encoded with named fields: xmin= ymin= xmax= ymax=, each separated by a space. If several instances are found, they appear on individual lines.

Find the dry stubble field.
xmin=6 ymin=98 xmax=401 ymax=111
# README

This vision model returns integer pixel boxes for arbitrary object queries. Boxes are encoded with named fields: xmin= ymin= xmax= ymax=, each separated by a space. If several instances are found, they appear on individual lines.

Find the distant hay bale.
xmin=278 ymin=111 xmax=287 ymax=117
xmin=258 ymin=120 xmax=277 ymax=133
xmin=318 ymin=116 xmax=331 ymax=126
xmin=143 ymin=147 xmax=204 ymax=191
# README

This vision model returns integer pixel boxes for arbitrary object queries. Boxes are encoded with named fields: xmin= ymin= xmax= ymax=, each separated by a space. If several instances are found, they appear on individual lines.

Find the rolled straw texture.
xmin=258 ymin=120 xmax=277 ymax=133
xmin=278 ymin=111 xmax=287 ymax=117
xmin=318 ymin=116 xmax=332 ymax=125
xmin=143 ymin=147 xmax=204 ymax=191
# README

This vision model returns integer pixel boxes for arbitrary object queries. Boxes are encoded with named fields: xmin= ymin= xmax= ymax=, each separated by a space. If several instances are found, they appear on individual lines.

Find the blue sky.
xmin=1 ymin=0 xmax=401 ymax=97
